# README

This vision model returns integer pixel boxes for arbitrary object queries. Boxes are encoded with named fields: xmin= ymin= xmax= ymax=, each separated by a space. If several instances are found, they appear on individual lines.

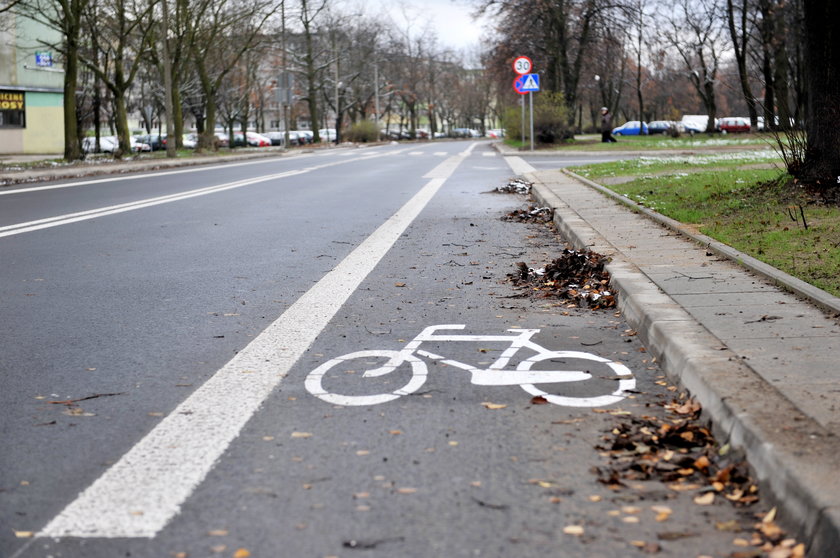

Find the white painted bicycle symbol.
xmin=305 ymin=325 xmax=636 ymax=407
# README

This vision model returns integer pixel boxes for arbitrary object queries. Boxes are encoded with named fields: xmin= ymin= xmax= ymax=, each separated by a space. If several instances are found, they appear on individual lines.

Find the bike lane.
xmin=21 ymin=144 xmax=773 ymax=557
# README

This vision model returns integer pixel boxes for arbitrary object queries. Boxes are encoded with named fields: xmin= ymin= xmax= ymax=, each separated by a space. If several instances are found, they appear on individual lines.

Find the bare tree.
xmin=725 ymin=0 xmax=758 ymax=127
xmin=663 ymin=0 xmax=725 ymax=132
xmin=186 ymin=0 xmax=277 ymax=150
xmin=16 ymin=0 xmax=92 ymax=159
xmin=81 ymin=0 xmax=155 ymax=157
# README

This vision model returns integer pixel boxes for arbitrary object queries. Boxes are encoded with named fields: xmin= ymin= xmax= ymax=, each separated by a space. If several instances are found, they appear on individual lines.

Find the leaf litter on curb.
xmin=493 ymin=178 xmax=533 ymax=195
xmin=507 ymin=248 xmax=616 ymax=309
xmin=502 ymin=205 xmax=554 ymax=224
xmin=593 ymin=392 xmax=804 ymax=556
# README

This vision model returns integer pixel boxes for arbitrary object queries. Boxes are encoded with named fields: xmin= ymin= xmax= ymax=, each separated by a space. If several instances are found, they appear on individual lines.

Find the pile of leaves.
xmin=508 ymin=248 xmax=616 ymax=309
xmin=502 ymin=205 xmax=554 ymax=223
xmin=594 ymin=398 xmax=757 ymax=503
xmin=595 ymin=395 xmax=805 ymax=557
xmin=495 ymin=178 xmax=533 ymax=194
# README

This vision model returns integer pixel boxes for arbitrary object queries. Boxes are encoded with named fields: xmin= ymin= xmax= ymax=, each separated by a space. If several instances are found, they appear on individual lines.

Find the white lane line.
xmin=37 ymin=143 xmax=477 ymax=539
xmin=0 ymin=155 xmax=317 ymax=196
xmin=0 ymin=170 xmax=305 ymax=238
xmin=0 ymin=148 xmax=413 ymax=239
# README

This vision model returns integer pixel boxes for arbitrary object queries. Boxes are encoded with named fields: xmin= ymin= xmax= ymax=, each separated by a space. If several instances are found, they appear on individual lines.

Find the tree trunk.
xmin=62 ymin=41 xmax=81 ymax=160
xmin=112 ymin=88 xmax=131 ymax=158
xmin=802 ymin=0 xmax=840 ymax=187
xmin=62 ymin=0 xmax=83 ymax=161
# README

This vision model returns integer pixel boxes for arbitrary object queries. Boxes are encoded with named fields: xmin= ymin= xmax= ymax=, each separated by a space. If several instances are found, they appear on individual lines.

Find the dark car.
xmin=135 ymin=133 xmax=165 ymax=150
xmin=646 ymin=121 xmax=672 ymax=135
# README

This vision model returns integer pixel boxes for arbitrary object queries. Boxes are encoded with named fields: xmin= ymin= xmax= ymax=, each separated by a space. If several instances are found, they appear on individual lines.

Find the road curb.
xmin=528 ymin=173 xmax=840 ymax=556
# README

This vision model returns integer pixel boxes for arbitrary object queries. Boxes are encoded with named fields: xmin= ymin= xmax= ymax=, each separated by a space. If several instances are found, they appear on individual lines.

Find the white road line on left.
xmin=36 ymin=142 xmax=478 ymax=540
xmin=0 ymin=148 xmax=413 ymax=239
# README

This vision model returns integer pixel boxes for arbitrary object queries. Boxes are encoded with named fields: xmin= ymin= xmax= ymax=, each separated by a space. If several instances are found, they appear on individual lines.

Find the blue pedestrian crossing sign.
xmin=513 ymin=73 xmax=540 ymax=94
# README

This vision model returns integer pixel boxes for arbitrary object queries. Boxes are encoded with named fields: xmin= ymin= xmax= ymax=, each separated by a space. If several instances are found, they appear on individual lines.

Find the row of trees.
xmin=479 ymin=0 xmax=839 ymax=187
xmin=11 ymin=0 xmax=499 ymax=160
xmin=8 ymin=0 xmax=838 ymax=186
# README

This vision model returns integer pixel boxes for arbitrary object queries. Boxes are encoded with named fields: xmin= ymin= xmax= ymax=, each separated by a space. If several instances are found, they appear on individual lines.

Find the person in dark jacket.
xmin=600 ymin=107 xmax=617 ymax=143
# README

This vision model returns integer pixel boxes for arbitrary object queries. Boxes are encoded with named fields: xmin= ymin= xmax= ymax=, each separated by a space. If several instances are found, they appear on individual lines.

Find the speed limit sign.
xmin=512 ymin=56 xmax=533 ymax=75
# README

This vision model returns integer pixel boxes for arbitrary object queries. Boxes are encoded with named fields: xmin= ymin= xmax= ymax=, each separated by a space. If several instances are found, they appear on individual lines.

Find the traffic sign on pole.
xmin=512 ymin=56 xmax=532 ymax=75
xmin=513 ymin=73 xmax=540 ymax=94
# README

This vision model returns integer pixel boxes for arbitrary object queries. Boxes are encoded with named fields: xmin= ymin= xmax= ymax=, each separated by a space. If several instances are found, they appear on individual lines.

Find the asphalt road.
xmin=2 ymin=142 xmax=769 ymax=557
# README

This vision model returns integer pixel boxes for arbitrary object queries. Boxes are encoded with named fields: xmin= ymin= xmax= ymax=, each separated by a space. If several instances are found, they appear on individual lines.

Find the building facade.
xmin=0 ymin=12 xmax=64 ymax=154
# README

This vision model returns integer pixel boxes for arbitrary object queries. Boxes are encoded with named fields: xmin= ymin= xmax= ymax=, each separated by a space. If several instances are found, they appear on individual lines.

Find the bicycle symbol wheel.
xmin=305 ymin=350 xmax=428 ymax=406
xmin=516 ymin=351 xmax=636 ymax=407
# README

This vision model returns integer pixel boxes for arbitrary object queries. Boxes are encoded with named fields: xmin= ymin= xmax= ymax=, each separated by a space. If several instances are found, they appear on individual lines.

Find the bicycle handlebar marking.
xmin=305 ymin=325 xmax=636 ymax=407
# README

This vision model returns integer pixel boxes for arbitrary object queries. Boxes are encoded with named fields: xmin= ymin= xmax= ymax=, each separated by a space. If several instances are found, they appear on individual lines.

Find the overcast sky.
xmin=375 ymin=0 xmax=493 ymax=52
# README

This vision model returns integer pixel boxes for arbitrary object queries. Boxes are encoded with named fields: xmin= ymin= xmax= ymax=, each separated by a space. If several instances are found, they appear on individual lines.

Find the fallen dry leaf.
xmin=208 ymin=529 xmax=228 ymax=536
xmin=14 ymin=531 xmax=34 ymax=538
xmin=396 ymin=487 xmax=417 ymax=494
xmin=291 ymin=432 xmax=312 ymax=439
xmin=233 ymin=549 xmax=251 ymax=558
xmin=481 ymin=402 xmax=507 ymax=410
xmin=694 ymin=492 xmax=715 ymax=506
xmin=563 ymin=525 xmax=584 ymax=536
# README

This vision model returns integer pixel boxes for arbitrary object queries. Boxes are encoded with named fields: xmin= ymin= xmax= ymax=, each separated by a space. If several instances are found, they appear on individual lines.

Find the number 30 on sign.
xmin=512 ymin=56 xmax=532 ymax=75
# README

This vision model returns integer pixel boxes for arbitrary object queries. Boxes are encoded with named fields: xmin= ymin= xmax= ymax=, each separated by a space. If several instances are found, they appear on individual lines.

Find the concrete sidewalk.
xmin=517 ymin=163 xmax=840 ymax=556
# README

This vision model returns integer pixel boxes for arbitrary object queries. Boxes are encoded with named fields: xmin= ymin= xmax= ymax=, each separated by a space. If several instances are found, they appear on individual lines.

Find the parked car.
xmin=134 ymin=133 xmax=165 ymax=150
xmin=487 ymin=129 xmax=505 ymax=139
xmin=234 ymin=131 xmax=271 ymax=147
xmin=319 ymin=128 xmax=337 ymax=142
xmin=293 ymin=130 xmax=314 ymax=144
xmin=718 ymin=117 xmax=751 ymax=133
xmin=612 ymin=121 xmax=648 ymax=136
xmin=265 ymin=131 xmax=286 ymax=146
xmin=82 ymin=136 xmax=150 ymax=153
xmin=646 ymin=121 xmax=672 ymax=135
xmin=213 ymin=131 xmax=230 ymax=147
xmin=181 ymin=134 xmax=198 ymax=149
xmin=82 ymin=136 xmax=117 ymax=153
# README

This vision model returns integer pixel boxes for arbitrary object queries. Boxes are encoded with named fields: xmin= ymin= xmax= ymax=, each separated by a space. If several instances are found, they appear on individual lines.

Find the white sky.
xmin=376 ymin=0 xmax=493 ymax=52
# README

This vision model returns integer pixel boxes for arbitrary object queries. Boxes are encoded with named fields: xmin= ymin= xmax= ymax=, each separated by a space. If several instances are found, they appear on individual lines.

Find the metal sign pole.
xmin=529 ymin=91 xmax=534 ymax=151
xmin=521 ymin=96 xmax=525 ymax=146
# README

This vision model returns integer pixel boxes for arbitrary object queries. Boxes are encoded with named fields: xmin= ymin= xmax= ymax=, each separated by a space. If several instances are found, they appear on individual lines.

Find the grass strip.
xmin=575 ymin=165 xmax=840 ymax=297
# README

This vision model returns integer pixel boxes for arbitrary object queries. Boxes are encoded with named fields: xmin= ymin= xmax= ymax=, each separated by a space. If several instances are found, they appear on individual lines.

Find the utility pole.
xmin=281 ymin=0 xmax=290 ymax=147
xmin=160 ymin=0 xmax=176 ymax=158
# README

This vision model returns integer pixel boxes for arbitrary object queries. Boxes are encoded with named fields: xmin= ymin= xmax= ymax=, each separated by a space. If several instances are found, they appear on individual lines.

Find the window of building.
xmin=0 ymin=91 xmax=26 ymax=128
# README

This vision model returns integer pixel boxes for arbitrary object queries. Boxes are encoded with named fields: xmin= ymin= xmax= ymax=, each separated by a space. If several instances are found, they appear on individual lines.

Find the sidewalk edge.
xmin=530 ymin=176 xmax=840 ymax=557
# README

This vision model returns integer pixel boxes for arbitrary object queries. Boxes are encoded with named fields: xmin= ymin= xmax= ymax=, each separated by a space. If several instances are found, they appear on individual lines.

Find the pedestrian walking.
xmin=600 ymin=107 xmax=617 ymax=143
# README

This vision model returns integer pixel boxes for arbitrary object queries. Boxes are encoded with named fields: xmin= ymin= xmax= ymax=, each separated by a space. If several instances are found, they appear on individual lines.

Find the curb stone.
xmin=527 ymin=171 xmax=840 ymax=557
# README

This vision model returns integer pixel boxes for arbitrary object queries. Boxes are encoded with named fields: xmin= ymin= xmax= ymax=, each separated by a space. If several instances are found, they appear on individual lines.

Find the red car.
xmin=718 ymin=117 xmax=751 ymax=133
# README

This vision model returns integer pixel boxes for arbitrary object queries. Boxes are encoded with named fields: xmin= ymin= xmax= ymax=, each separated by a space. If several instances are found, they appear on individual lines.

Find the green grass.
xmin=574 ymin=151 xmax=783 ymax=179
xmin=558 ymin=133 xmax=773 ymax=151
xmin=577 ymin=164 xmax=840 ymax=297
xmin=505 ymin=132 xmax=775 ymax=152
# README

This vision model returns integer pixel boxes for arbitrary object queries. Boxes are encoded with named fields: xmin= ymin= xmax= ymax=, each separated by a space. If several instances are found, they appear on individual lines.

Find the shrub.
xmin=502 ymin=91 xmax=571 ymax=144
xmin=344 ymin=120 xmax=380 ymax=143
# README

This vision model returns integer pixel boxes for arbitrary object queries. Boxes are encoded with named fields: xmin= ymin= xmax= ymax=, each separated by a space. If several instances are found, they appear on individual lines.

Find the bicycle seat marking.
xmin=305 ymin=325 xmax=636 ymax=407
